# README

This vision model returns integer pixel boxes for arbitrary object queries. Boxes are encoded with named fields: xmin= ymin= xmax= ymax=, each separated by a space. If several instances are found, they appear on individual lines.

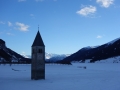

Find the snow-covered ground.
xmin=0 ymin=63 xmax=120 ymax=90
xmin=95 ymin=56 xmax=120 ymax=63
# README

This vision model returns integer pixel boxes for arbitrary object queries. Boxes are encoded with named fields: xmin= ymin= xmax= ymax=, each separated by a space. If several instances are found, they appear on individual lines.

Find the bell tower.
xmin=31 ymin=27 xmax=45 ymax=80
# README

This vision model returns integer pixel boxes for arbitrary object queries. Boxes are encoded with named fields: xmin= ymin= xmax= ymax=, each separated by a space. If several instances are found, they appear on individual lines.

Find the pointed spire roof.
xmin=32 ymin=30 xmax=45 ymax=47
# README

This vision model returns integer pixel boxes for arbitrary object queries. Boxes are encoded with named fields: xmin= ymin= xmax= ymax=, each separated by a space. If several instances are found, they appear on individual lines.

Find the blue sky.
xmin=0 ymin=0 xmax=120 ymax=55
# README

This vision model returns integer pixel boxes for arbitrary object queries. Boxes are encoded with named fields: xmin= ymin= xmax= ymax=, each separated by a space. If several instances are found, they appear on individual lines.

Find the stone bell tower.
xmin=31 ymin=28 xmax=45 ymax=80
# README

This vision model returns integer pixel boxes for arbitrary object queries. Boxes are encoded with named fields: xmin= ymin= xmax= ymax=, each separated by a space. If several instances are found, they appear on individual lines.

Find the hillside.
xmin=60 ymin=37 xmax=120 ymax=63
xmin=0 ymin=39 xmax=26 ymax=63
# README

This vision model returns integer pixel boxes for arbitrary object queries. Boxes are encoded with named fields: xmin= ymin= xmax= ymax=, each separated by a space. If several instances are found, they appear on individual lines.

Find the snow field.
xmin=0 ymin=63 xmax=120 ymax=90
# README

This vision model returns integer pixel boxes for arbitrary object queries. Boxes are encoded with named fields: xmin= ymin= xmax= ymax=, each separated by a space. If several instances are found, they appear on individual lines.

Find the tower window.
xmin=38 ymin=49 xmax=42 ymax=53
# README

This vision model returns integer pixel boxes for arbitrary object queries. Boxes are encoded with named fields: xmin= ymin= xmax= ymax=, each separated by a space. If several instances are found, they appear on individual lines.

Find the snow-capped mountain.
xmin=60 ymin=37 xmax=120 ymax=63
xmin=45 ymin=52 xmax=70 ymax=59
xmin=21 ymin=54 xmax=31 ymax=58
xmin=82 ymin=45 xmax=99 ymax=50
xmin=22 ymin=53 xmax=70 ymax=62
xmin=45 ymin=53 xmax=70 ymax=62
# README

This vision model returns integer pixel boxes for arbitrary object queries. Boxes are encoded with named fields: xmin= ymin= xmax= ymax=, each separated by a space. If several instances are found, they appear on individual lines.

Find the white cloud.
xmin=35 ymin=0 xmax=44 ymax=2
xmin=18 ymin=0 xmax=26 ymax=2
xmin=97 ymin=35 xmax=103 ymax=38
xmin=15 ymin=22 xmax=29 ymax=31
xmin=8 ymin=21 xmax=12 ymax=26
xmin=76 ymin=5 xmax=97 ymax=16
xmin=0 ymin=21 xmax=5 ymax=24
xmin=96 ymin=0 xmax=114 ymax=8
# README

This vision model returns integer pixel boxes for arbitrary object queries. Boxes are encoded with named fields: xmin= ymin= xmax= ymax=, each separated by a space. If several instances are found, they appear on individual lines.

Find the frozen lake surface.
xmin=0 ymin=63 xmax=120 ymax=90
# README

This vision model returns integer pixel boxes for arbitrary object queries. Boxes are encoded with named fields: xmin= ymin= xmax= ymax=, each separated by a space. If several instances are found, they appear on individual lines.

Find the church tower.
xmin=31 ymin=28 xmax=45 ymax=80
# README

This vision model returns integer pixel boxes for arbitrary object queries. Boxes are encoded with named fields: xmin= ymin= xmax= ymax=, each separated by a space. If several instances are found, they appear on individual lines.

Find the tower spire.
xmin=32 ymin=30 xmax=45 ymax=47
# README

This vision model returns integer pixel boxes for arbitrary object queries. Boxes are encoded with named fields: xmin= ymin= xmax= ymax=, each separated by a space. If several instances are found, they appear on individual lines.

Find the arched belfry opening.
xmin=31 ymin=28 xmax=45 ymax=80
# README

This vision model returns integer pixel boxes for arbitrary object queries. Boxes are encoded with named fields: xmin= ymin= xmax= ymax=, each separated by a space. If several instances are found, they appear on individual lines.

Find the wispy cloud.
xmin=0 ymin=32 xmax=3 ymax=34
xmin=35 ymin=0 xmax=44 ymax=2
xmin=18 ymin=0 xmax=26 ymax=2
xmin=114 ymin=5 xmax=120 ymax=8
xmin=76 ymin=5 xmax=97 ymax=16
xmin=15 ymin=22 xmax=29 ymax=32
xmin=0 ymin=21 xmax=5 ymax=24
xmin=96 ymin=0 xmax=114 ymax=8
xmin=6 ymin=32 xmax=14 ymax=36
xmin=30 ymin=14 xmax=34 ymax=16
xmin=30 ymin=14 xmax=35 ymax=19
xmin=97 ymin=35 xmax=103 ymax=38
xmin=8 ymin=21 xmax=12 ymax=26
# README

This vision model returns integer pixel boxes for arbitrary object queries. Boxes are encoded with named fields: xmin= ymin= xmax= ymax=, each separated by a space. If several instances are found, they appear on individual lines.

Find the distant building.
xmin=31 ymin=28 xmax=45 ymax=80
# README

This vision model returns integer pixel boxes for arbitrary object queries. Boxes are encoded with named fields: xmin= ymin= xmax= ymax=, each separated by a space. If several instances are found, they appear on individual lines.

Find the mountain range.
xmin=0 ymin=37 xmax=120 ymax=64
xmin=22 ymin=53 xmax=70 ymax=62
xmin=58 ymin=37 xmax=120 ymax=63
xmin=45 ymin=53 xmax=70 ymax=62
xmin=0 ymin=39 xmax=69 ymax=63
